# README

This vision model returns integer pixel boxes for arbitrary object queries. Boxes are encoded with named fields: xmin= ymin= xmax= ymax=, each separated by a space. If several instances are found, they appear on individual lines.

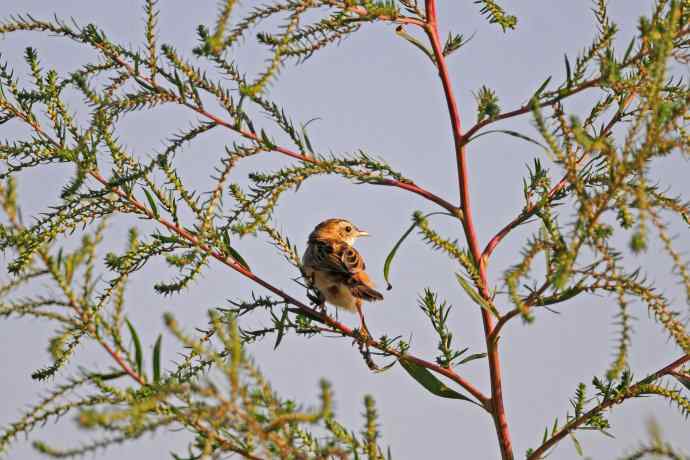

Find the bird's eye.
xmin=345 ymin=225 xmax=352 ymax=232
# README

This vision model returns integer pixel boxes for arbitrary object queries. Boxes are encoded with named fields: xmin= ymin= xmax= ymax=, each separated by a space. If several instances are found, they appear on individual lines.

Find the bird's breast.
xmin=308 ymin=269 xmax=358 ymax=311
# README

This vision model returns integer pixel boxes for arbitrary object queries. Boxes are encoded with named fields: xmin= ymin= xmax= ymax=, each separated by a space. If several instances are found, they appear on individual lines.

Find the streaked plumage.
xmin=303 ymin=218 xmax=383 ymax=335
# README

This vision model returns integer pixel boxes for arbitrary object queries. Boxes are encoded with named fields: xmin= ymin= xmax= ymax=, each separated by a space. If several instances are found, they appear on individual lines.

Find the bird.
xmin=302 ymin=218 xmax=384 ymax=338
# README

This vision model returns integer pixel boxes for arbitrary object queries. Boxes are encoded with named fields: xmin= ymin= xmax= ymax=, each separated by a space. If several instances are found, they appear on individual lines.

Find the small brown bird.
xmin=302 ymin=218 xmax=384 ymax=337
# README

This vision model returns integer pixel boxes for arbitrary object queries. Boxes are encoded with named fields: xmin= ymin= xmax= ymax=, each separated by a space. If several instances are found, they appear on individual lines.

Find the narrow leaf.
xmin=395 ymin=26 xmax=436 ymax=64
xmin=399 ymin=358 xmax=476 ymax=403
xmin=91 ymin=371 xmax=128 ymax=381
xmin=273 ymin=307 xmax=289 ymax=350
xmin=564 ymin=54 xmax=572 ymax=87
xmin=467 ymin=129 xmax=548 ymax=151
xmin=143 ymin=188 xmax=159 ymax=219
xmin=222 ymin=229 xmax=251 ymax=271
xmin=457 ymin=352 xmax=487 ymax=366
xmin=570 ymin=433 xmax=584 ymax=457
xmin=172 ymin=70 xmax=186 ymax=102
xmin=622 ymin=37 xmax=635 ymax=62
xmin=455 ymin=274 xmax=499 ymax=318
xmin=125 ymin=318 xmax=144 ymax=377
xmin=533 ymin=76 xmax=552 ymax=99
xmin=153 ymin=233 xmax=184 ymax=244
xmin=152 ymin=334 xmax=162 ymax=384
xmin=383 ymin=220 xmax=416 ymax=290
xmin=384 ymin=212 xmax=453 ymax=290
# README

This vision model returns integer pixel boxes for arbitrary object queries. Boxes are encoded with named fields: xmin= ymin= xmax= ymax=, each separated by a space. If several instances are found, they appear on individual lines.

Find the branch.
xmin=463 ymin=78 xmax=601 ymax=143
xmin=3 ymin=199 xmax=147 ymax=386
xmin=87 ymin=170 xmax=490 ymax=409
xmin=423 ymin=1 xmax=513 ymax=458
xmin=339 ymin=1 xmax=426 ymax=27
xmin=481 ymin=91 xmax=637 ymax=263
xmin=526 ymin=354 xmax=690 ymax=460
xmin=99 ymin=339 xmax=146 ymax=385
xmin=102 ymin=51 xmax=460 ymax=216
xmin=461 ymin=41 xmax=662 ymax=144
xmin=5 ymin=37 xmax=486 ymax=410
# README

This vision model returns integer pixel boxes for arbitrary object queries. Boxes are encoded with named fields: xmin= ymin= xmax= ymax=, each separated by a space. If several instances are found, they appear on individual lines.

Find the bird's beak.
xmin=356 ymin=229 xmax=370 ymax=237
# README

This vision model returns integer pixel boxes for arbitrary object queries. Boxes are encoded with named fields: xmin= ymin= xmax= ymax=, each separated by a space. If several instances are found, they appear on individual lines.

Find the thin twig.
xmin=526 ymin=354 xmax=690 ymax=460
xmin=481 ymin=91 xmax=637 ymax=264
xmin=7 ymin=82 xmax=489 ymax=411
xmin=88 ymin=170 xmax=490 ymax=409
xmin=102 ymin=52 xmax=459 ymax=217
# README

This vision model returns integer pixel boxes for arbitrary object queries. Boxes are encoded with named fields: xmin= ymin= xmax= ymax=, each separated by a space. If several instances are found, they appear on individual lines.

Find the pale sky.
xmin=1 ymin=1 xmax=689 ymax=459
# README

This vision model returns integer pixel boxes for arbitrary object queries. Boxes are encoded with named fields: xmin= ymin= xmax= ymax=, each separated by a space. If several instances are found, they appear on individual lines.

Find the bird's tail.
xmin=351 ymin=284 xmax=384 ymax=302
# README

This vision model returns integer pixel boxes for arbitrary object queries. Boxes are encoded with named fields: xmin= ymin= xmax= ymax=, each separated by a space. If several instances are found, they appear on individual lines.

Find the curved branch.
xmin=6 ymin=37 xmax=486 ymax=411
xmin=3 ymin=205 xmax=147 ymax=386
xmin=481 ymin=90 xmax=637 ymax=263
xmin=462 ymin=79 xmax=601 ymax=143
xmin=88 ymin=170 xmax=490 ymax=410
xmin=526 ymin=354 xmax=690 ymax=460
xmin=103 ymin=52 xmax=459 ymax=216
xmin=460 ymin=38 xmax=671 ymax=144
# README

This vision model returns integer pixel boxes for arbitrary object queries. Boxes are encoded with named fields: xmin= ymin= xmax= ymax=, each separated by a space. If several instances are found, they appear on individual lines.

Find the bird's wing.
xmin=305 ymin=239 xmax=384 ymax=302
xmin=307 ymin=239 xmax=365 ymax=275
xmin=350 ymin=271 xmax=384 ymax=301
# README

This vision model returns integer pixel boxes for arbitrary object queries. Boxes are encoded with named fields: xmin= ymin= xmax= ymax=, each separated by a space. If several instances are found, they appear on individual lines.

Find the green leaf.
xmin=172 ymin=70 xmax=186 ymax=102
xmin=300 ymin=117 xmax=320 ymax=155
xmin=395 ymin=25 xmax=436 ymax=64
xmin=533 ymin=75 xmax=552 ymax=99
xmin=455 ymin=274 xmax=499 ymax=318
xmin=570 ymin=433 xmax=584 ymax=457
xmin=383 ymin=220 xmax=416 ymax=290
xmin=259 ymin=129 xmax=276 ymax=149
xmin=622 ymin=37 xmax=636 ymax=62
xmin=383 ymin=212 xmax=452 ymax=290
xmin=153 ymin=233 xmax=184 ymax=244
xmin=273 ymin=307 xmax=289 ymax=350
xmin=125 ymin=318 xmax=144 ymax=377
xmin=222 ymin=229 xmax=251 ymax=271
xmin=228 ymin=245 xmax=251 ymax=272
xmin=467 ymin=129 xmax=548 ymax=151
xmin=457 ymin=352 xmax=487 ymax=365
xmin=91 ymin=371 xmax=128 ymax=381
xmin=152 ymin=334 xmax=162 ymax=384
xmin=142 ymin=188 xmax=159 ymax=219
xmin=399 ymin=358 xmax=476 ymax=403
xmin=564 ymin=54 xmax=572 ymax=87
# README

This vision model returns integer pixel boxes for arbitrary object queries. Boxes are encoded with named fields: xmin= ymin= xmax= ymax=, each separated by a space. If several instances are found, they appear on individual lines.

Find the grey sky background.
xmin=1 ymin=1 xmax=689 ymax=459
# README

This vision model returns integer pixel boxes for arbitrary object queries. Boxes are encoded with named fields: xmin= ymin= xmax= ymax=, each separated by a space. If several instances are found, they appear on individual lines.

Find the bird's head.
xmin=309 ymin=218 xmax=369 ymax=245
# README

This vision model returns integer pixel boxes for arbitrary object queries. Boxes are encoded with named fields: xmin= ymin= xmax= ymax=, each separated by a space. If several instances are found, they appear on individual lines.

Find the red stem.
xmin=107 ymin=53 xmax=459 ymax=216
xmin=100 ymin=339 xmax=146 ymax=385
xmin=482 ymin=91 xmax=637 ymax=263
xmin=6 ymin=200 xmax=147 ymax=386
xmin=462 ymin=79 xmax=601 ymax=142
xmin=527 ymin=354 xmax=690 ymax=460
xmin=423 ymin=2 xmax=513 ymax=459
xmin=89 ymin=170 xmax=490 ymax=408
xmin=198 ymin=103 xmax=460 ymax=214
xmin=482 ymin=180 xmax=567 ymax=262
xmin=11 ymin=77 xmax=488 ymax=410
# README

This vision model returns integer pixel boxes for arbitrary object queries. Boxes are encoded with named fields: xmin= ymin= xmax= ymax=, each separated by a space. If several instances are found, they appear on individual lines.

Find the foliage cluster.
xmin=1 ymin=0 xmax=689 ymax=459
